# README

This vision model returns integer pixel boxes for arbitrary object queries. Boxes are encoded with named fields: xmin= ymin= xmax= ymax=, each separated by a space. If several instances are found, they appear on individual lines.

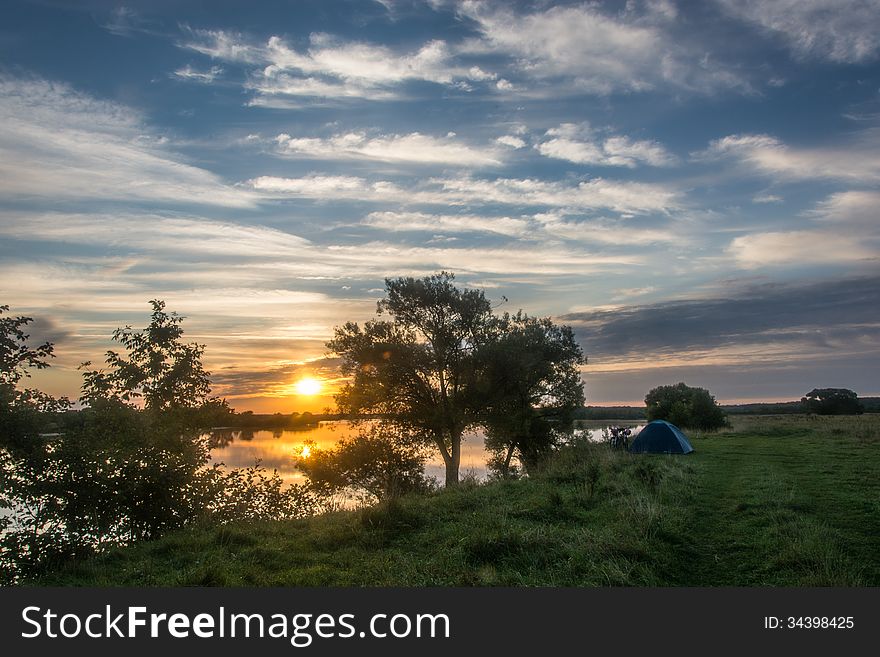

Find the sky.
xmin=1 ymin=0 xmax=879 ymax=412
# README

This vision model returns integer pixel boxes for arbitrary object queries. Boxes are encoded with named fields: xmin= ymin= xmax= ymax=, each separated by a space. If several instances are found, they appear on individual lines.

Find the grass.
xmin=33 ymin=414 xmax=880 ymax=586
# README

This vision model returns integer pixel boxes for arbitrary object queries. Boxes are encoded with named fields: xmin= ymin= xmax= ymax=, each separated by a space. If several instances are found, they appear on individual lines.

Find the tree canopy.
xmin=328 ymin=272 xmax=493 ymax=486
xmin=80 ymin=299 xmax=211 ymax=412
xmin=478 ymin=312 xmax=586 ymax=476
xmin=801 ymin=388 xmax=864 ymax=415
xmin=645 ymin=382 xmax=727 ymax=430
xmin=327 ymin=272 xmax=586 ymax=484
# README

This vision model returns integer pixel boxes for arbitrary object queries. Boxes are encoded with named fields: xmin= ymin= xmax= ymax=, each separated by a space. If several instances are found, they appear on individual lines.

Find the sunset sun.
xmin=293 ymin=377 xmax=323 ymax=396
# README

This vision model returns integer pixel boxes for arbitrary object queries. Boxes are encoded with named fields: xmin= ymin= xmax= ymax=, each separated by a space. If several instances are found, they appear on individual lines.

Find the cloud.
xmin=102 ymin=6 xmax=157 ymax=38
xmin=534 ymin=213 xmax=679 ymax=245
xmin=536 ymin=123 xmax=676 ymax=167
xmin=459 ymin=1 xmax=661 ymax=93
xmin=210 ymin=357 xmax=343 ymax=399
xmin=697 ymin=132 xmax=880 ymax=183
xmin=0 ymin=76 xmax=256 ymax=208
xmin=432 ymin=175 xmax=681 ymax=215
xmin=727 ymin=231 xmax=878 ymax=268
xmin=182 ymin=29 xmax=500 ymax=102
xmin=457 ymin=1 xmax=749 ymax=94
xmin=0 ymin=212 xmax=312 ymax=259
xmin=716 ymin=0 xmax=880 ymax=63
xmin=274 ymin=131 xmax=501 ymax=166
xmin=173 ymin=65 xmax=224 ymax=83
xmin=249 ymin=174 xmax=385 ymax=198
xmin=562 ymin=275 xmax=880 ymax=359
xmin=179 ymin=28 xmax=264 ymax=63
xmin=357 ymin=210 xmax=681 ymax=247
xmin=363 ymin=211 xmax=529 ymax=236
xmin=248 ymin=173 xmax=681 ymax=215
xmin=752 ymin=193 xmax=782 ymax=203
xmin=726 ymin=190 xmax=880 ymax=268
xmin=496 ymin=135 xmax=526 ymax=149
xmin=0 ymin=209 xmax=640 ymax=287
xmin=808 ymin=190 xmax=880 ymax=227
xmin=181 ymin=4 xmax=752 ymax=104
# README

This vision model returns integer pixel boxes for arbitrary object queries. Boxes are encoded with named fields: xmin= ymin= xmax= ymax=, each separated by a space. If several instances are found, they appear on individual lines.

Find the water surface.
xmin=209 ymin=420 xmax=493 ymax=485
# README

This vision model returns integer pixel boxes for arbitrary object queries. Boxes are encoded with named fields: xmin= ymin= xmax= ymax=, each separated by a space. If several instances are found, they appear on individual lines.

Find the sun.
xmin=293 ymin=377 xmax=323 ymax=396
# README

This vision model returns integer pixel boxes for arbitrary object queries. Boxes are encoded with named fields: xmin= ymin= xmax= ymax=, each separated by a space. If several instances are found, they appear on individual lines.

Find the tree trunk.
xmin=446 ymin=431 xmax=461 ymax=486
xmin=502 ymin=443 xmax=516 ymax=476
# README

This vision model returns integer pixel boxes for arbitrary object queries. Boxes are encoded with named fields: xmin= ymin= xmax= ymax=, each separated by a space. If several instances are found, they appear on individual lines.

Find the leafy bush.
xmin=296 ymin=423 xmax=435 ymax=503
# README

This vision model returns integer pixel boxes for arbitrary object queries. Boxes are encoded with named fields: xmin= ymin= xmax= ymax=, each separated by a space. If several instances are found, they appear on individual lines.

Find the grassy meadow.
xmin=36 ymin=414 xmax=880 ymax=586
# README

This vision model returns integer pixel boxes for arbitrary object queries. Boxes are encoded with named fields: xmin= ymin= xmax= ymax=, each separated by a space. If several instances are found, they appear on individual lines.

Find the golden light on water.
xmin=293 ymin=377 xmax=323 ymax=396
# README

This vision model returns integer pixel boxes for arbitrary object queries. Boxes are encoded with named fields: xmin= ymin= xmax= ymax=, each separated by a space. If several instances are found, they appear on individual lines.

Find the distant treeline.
xmin=576 ymin=397 xmax=880 ymax=419
xmin=575 ymin=406 xmax=647 ymax=420
xmin=222 ymin=410 xmax=339 ymax=429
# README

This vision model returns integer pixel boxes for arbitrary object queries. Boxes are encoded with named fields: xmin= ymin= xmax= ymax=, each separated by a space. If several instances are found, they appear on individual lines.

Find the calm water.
xmin=208 ymin=420 xmax=495 ymax=485
xmin=208 ymin=421 xmax=646 ymax=486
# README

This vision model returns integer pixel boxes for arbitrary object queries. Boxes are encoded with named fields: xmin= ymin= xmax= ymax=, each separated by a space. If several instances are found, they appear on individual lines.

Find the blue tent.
xmin=629 ymin=420 xmax=694 ymax=454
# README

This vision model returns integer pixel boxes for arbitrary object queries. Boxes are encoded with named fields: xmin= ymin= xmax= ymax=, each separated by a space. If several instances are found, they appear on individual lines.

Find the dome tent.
xmin=629 ymin=420 xmax=694 ymax=454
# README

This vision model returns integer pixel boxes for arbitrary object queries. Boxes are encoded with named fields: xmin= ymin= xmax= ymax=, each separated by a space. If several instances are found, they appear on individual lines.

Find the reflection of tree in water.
xmin=273 ymin=429 xmax=283 ymax=439
xmin=206 ymin=428 xmax=255 ymax=448
xmin=207 ymin=429 xmax=235 ymax=449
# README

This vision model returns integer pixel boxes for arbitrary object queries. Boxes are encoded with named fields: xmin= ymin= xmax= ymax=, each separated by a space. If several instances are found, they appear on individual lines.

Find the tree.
xmin=0 ymin=305 xmax=54 ymax=387
xmin=801 ymin=388 xmax=864 ymax=415
xmin=0 ymin=306 xmax=72 ymax=580
xmin=296 ymin=423 xmax=434 ymax=503
xmin=645 ymin=382 xmax=727 ymax=430
xmin=81 ymin=299 xmax=211 ymax=412
xmin=0 ymin=305 xmax=69 ymax=453
xmin=327 ymin=272 xmax=492 ymax=486
xmin=70 ymin=300 xmax=230 ymax=539
xmin=3 ymin=301 xmax=223 ymax=579
xmin=478 ymin=312 xmax=585 ymax=476
xmin=1 ymin=301 xmax=323 ymax=583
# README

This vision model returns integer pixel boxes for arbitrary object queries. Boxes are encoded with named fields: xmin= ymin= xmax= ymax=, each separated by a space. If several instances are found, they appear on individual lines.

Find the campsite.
xmin=36 ymin=413 xmax=879 ymax=587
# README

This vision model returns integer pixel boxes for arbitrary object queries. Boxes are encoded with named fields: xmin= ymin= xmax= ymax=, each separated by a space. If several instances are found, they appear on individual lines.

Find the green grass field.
xmin=36 ymin=414 xmax=880 ymax=586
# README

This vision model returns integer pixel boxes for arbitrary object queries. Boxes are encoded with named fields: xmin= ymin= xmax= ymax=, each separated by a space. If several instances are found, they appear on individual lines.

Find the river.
xmin=208 ymin=420 xmax=496 ymax=485
xmin=207 ymin=420 xmax=646 ymax=486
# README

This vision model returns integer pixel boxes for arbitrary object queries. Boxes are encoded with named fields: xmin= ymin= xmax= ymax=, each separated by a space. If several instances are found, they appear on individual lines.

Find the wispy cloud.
xmin=696 ymin=132 xmax=880 ymax=183
xmin=173 ymin=64 xmax=224 ymax=83
xmin=0 ymin=76 xmax=256 ymax=207
xmin=274 ymin=131 xmax=501 ymax=166
xmin=181 ymin=29 xmax=500 ymax=102
xmin=716 ymin=0 xmax=880 ymax=63
xmin=752 ymin=193 xmax=783 ymax=204
xmin=457 ymin=1 xmax=750 ymax=95
xmin=534 ymin=213 xmax=679 ymax=245
xmin=431 ymin=175 xmax=681 ymax=215
xmin=362 ymin=211 xmax=529 ymax=236
xmin=248 ymin=173 xmax=682 ymax=215
xmin=808 ymin=190 xmax=880 ymax=227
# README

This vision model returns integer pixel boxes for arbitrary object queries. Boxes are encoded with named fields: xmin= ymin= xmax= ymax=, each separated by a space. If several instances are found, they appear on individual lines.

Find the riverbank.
xmin=34 ymin=415 xmax=879 ymax=586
